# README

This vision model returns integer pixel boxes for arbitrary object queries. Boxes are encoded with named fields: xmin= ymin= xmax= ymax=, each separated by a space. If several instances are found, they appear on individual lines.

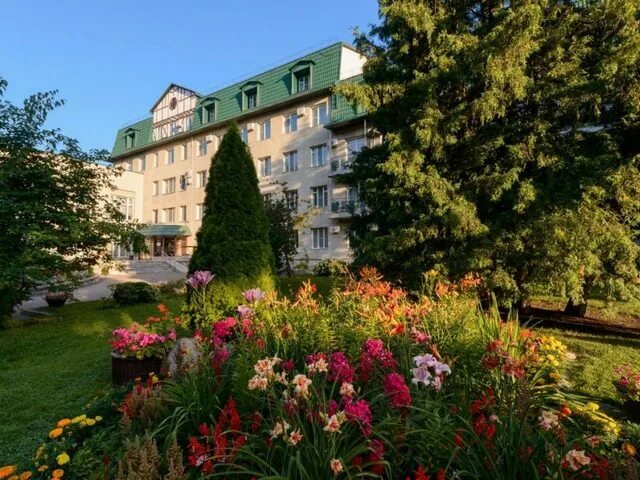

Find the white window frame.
xmin=196 ymin=170 xmax=207 ymax=188
xmin=198 ymin=138 xmax=208 ymax=157
xmin=259 ymin=120 xmax=271 ymax=141
xmin=283 ymin=151 xmax=298 ymax=172
xmin=167 ymin=148 xmax=175 ymax=165
xmin=311 ymin=227 xmax=329 ymax=249
xmin=311 ymin=144 xmax=328 ymax=167
xmin=284 ymin=113 xmax=298 ymax=134
xmin=195 ymin=203 xmax=204 ymax=220
xmin=163 ymin=177 xmax=176 ymax=195
xmin=313 ymin=103 xmax=328 ymax=127
xmin=152 ymin=181 xmax=159 ymax=196
xmin=311 ymin=185 xmax=328 ymax=208
xmin=179 ymin=205 xmax=187 ymax=222
xmin=259 ymin=156 xmax=272 ymax=178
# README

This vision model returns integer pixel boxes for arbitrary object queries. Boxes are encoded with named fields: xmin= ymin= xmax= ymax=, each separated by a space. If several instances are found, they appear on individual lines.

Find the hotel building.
xmin=110 ymin=42 xmax=369 ymax=267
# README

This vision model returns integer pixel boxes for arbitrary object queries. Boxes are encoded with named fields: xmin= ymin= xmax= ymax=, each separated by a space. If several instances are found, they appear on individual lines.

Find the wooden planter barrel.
xmin=111 ymin=353 xmax=163 ymax=385
xmin=45 ymin=292 xmax=69 ymax=308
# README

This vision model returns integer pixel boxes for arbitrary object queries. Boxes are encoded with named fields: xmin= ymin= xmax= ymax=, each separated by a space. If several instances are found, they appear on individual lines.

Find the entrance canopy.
xmin=138 ymin=224 xmax=191 ymax=237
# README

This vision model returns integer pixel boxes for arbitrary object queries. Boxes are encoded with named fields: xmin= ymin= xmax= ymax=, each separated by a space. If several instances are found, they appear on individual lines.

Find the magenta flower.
xmin=344 ymin=399 xmax=373 ymax=436
xmin=237 ymin=305 xmax=254 ymax=318
xmin=187 ymin=270 xmax=214 ymax=289
xmin=383 ymin=373 xmax=412 ymax=409
xmin=242 ymin=288 xmax=265 ymax=303
xmin=327 ymin=352 xmax=356 ymax=384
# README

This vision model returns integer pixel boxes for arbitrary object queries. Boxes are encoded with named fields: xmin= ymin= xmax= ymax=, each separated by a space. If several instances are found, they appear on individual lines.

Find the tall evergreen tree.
xmin=338 ymin=0 xmax=640 ymax=313
xmin=189 ymin=123 xmax=275 ymax=306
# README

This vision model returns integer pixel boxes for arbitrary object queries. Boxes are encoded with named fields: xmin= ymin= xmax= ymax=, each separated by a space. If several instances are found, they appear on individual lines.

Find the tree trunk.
xmin=564 ymin=276 xmax=595 ymax=318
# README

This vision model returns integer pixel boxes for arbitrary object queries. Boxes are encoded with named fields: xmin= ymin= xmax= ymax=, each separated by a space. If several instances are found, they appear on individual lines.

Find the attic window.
xmin=201 ymin=98 xmax=218 ymax=124
xmin=125 ymin=131 xmax=136 ymax=149
xmin=241 ymin=82 xmax=261 ymax=111
xmin=290 ymin=61 xmax=314 ymax=94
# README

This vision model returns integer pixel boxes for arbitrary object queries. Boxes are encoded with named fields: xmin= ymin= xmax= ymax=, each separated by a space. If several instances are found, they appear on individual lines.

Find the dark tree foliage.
xmin=0 ymin=79 xmax=134 ymax=325
xmin=338 ymin=0 xmax=640 ymax=313
xmin=189 ymin=123 xmax=275 ymax=299
xmin=264 ymin=188 xmax=300 ymax=276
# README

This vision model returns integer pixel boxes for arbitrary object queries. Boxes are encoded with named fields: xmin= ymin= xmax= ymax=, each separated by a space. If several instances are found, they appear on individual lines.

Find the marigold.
xmin=0 ymin=466 xmax=16 ymax=479
xmin=622 ymin=442 xmax=637 ymax=457
xmin=19 ymin=473 xmax=32 ymax=480
xmin=36 ymin=467 xmax=48 ymax=473
xmin=56 ymin=453 xmax=70 ymax=466
xmin=7 ymin=476 xmax=17 ymax=480
xmin=51 ymin=470 xmax=64 ymax=479
xmin=48 ymin=428 xmax=63 ymax=439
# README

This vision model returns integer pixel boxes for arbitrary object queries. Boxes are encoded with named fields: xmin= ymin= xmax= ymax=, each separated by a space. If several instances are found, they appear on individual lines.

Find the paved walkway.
xmin=15 ymin=269 xmax=186 ymax=317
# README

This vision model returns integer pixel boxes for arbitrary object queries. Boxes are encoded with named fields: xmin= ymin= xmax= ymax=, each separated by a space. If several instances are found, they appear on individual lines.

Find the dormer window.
xmin=290 ymin=61 xmax=314 ymax=94
xmin=246 ymin=89 xmax=257 ymax=109
xmin=241 ymin=82 xmax=261 ymax=111
xmin=125 ymin=130 xmax=136 ymax=149
xmin=201 ymin=98 xmax=218 ymax=124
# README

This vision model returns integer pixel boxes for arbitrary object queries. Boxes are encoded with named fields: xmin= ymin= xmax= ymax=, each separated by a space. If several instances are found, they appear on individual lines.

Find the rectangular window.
xmin=152 ymin=209 xmax=159 ymax=224
xmin=163 ymin=208 xmax=175 ymax=223
xmin=163 ymin=177 xmax=176 ymax=194
xmin=182 ymin=144 xmax=189 ymax=160
xmin=198 ymin=138 xmax=208 ymax=157
xmin=241 ymin=126 xmax=248 ymax=143
xmin=284 ymin=113 xmax=298 ymax=133
xmin=313 ymin=103 xmax=328 ymax=127
xmin=179 ymin=205 xmax=187 ymax=222
xmin=152 ymin=153 xmax=158 ymax=168
xmin=195 ymin=203 xmax=204 ymax=220
xmin=125 ymin=132 xmax=136 ymax=149
xmin=115 ymin=196 xmax=134 ymax=221
xmin=139 ymin=154 xmax=146 ymax=171
xmin=245 ymin=89 xmax=258 ymax=109
xmin=285 ymin=189 xmax=299 ymax=210
xmin=259 ymin=120 xmax=271 ymax=141
xmin=196 ymin=170 xmax=208 ymax=188
xmin=297 ymin=73 xmax=310 ymax=92
xmin=312 ymin=227 xmax=329 ymax=249
xmin=152 ymin=181 xmax=159 ymax=196
xmin=283 ymin=151 xmax=298 ymax=172
xmin=347 ymin=137 xmax=366 ymax=160
xmin=203 ymin=103 xmax=216 ymax=123
xmin=167 ymin=148 xmax=175 ymax=165
xmin=311 ymin=185 xmax=328 ymax=208
xmin=179 ymin=174 xmax=188 ymax=191
xmin=123 ymin=159 xmax=132 ymax=171
xmin=170 ymin=123 xmax=182 ymax=136
xmin=259 ymin=156 xmax=272 ymax=178
xmin=311 ymin=144 xmax=328 ymax=167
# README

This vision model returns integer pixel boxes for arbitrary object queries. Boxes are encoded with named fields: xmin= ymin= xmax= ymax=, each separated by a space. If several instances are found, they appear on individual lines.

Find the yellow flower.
xmin=0 ymin=466 xmax=17 ymax=480
xmin=85 ymin=418 xmax=96 ymax=427
xmin=48 ymin=428 xmax=63 ymax=439
xmin=586 ymin=402 xmax=600 ymax=412
xmin=95 ymin=416 xmax=102 ymax=422
xmin=55 ymin=453 xmax=70 ymax=466
xmin=51 ymin=469 xmax=64 ymax=479
xmin=71 ymin=415 xmax=86 ymax=424
xmin=19 ymin=472 xmax=32 ymax=480
xmin=56 ymin=419 xmax=71 ymax=428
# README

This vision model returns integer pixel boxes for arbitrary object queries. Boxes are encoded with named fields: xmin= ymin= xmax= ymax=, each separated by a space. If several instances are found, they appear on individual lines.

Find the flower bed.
xmin=2 ymin=269 xmax=639 ymax=478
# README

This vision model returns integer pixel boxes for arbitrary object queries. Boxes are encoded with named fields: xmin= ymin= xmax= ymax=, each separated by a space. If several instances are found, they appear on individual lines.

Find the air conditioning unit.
xmin=330 ymin=226 xmax=341 ymax=234
xmin=296 ymin=107 xmax=307 ymax=117
xmin=247 ymin=122 xmax=256 ymax=132
xmin=331 ymin=138 xmax=340 ymax=148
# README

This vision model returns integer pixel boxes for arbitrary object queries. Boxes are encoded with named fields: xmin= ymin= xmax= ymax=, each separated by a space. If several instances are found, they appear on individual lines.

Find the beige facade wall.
xmin=114 ymin=96 xmax=373 ymax=267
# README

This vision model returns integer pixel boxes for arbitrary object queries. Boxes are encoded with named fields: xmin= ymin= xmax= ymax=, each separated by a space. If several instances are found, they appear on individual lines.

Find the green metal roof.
xmin=139 ymin=224 xmax=191 ymax=237
xmin=327 ymin=74 xmax=366 ymax=127
xmin=112 ymin=43 xmax=352 ymax=158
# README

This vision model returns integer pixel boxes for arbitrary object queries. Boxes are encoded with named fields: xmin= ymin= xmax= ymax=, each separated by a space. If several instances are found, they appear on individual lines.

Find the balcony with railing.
xmin=330 ymin=196 xmax=364 ymax=218
xmin=329 ymin=155 xmax=354 ymax=176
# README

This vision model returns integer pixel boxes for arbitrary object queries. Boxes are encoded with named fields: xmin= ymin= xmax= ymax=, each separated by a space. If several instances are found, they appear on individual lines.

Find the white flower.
xmin=538 ymin=410 xmax=559 ymax=431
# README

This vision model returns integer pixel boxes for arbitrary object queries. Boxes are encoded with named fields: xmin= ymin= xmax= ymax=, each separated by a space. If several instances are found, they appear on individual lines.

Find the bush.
xmin=313 ymin=258 xmax=349 ymax=277
xmin=111 ymin=282 xmax=159 ymax=305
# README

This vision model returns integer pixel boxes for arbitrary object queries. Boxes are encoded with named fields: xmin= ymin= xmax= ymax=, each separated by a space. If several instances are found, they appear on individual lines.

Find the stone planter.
xmin=111 ymin=352 xmax=163 ymax=386
xmin=45 ymin=292 xmax=69 ymax=308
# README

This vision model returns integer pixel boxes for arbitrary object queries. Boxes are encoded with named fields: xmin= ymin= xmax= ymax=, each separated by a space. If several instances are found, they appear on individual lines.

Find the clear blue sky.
xmin=0 ymin=0 xmax=378 ymax=152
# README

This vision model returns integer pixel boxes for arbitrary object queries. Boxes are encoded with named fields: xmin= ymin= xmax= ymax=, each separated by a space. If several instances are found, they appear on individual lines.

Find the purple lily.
xmin=187 ymin=270 xmax=215 ymax=289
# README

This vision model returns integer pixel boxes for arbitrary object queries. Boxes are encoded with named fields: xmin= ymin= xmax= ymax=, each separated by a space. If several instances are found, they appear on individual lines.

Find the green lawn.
xmin=541 ymin=328 xmax=640 ymax=403
xmin=0 ymin=297 xmax=182 ymax=466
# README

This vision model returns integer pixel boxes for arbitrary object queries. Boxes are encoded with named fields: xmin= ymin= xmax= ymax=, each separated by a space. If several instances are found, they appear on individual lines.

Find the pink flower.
xmin=186 ymin=270 xmax=214 ymax=289
xmin=243 ymin=288 xmax=265 ymax=303
xmin=339 ymin=382 xmax=355 ymax=398
xmin=564 ymin=449 xmax=591 ymax=471
xmin=328 ymin=352 xmax=355 ymax=383
xmin=344 ymin=399 xmax=372 ymax=436
xmin=237 ymin=305 xmax=254 ymax=319
xmin=330 ymin=459 xmax=343 ymax=476
xmin=411 ymin=327 xmax=431 ymax=344
xmin=288 ymin=429 xmax=303 ymax=445
xmin=383 ymin=373 xmax=412 ymax=409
